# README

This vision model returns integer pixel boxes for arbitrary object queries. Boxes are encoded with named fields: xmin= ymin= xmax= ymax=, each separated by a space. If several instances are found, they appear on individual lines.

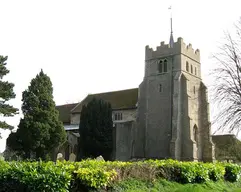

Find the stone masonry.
xmin=133 ymin=37 xmax=215 ymax=161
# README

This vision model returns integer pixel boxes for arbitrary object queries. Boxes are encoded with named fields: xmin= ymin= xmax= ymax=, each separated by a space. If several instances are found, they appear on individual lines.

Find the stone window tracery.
xmin=186 ymin=61 xmax=189 ymax=72
xmin=158 ymin=59 xmax=168 ymax=73
xmin=158 ymin=60 xmax=163 ymax=73
xmin=193 ymin=125 xmax=198 ymax=143
xmin=164 ymin=59 xmax=167 ymax=72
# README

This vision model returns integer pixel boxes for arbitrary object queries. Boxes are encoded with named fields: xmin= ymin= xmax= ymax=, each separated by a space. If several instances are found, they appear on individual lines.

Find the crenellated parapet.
xmin=145 ymin=37 xmax=200 ymax=62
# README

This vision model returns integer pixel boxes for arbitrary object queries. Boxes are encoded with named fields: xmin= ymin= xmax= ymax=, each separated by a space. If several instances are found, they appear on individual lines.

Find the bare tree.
xmin=212 ymin=18 xmax=241 ymax=134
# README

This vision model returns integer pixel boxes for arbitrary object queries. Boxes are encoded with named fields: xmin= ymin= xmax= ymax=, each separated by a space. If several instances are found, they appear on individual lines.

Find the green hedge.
xmin=0 ymin=159 xmax=240 ymax=191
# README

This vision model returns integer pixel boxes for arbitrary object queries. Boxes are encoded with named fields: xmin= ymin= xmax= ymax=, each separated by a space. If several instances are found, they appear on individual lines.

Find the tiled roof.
xmin=71 ymin=88 xmax=138 ymax=113
xmin=56 ymin=103 xmax=78 ymax=123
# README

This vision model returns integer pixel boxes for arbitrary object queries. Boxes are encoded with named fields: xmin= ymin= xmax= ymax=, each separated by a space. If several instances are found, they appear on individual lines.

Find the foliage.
xmin=211 ymin=18 xmax=241 ymax=134
xmin=224 ymin=163 xmax=241 ymax=182
xmin=0 ymin=161 xmax=71 ymax=192
xmin=75 ymin=168 xmax=117 ymax=189
xmin=0 ymin=159 xmax=241 ymax=191
xmin=6 ymin=70 xmax=66 ymax=160
xmin=113 ymin=178 xmax=241 ymax=192
xmin=79 ymin=97 xmax=113 ymax=160
xmin=0 ymin=56 xmax=18 ymax=134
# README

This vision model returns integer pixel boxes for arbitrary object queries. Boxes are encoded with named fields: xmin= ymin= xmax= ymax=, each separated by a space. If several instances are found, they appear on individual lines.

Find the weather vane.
xmin=168 ymin=6 xmax=173 ymax=34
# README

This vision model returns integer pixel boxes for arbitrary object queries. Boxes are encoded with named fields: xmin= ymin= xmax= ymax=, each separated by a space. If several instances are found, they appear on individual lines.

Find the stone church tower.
xmin=134 ymin=36 xmax=215 ymax=161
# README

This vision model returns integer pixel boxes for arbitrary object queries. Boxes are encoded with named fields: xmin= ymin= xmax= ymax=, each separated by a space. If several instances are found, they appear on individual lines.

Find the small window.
xmin=193 ymin=125 xmax=198 ymax=142
xmin=158 ymin=60 xmax=163 ymax=73
xmin=114 ymin=112 xmax=122 ymax=120
xmin=164 ymin=59 xmax=167 ymax=72
xmin=186 ymin=61 xmax=189 ymax=72
xmin=191 ymin=65 xmax=193 ymax=74
xmin=195 ymin=67 xmax=197 ymax=75
xmin=194 ymin=86 xmax=195 ymax=94
xmin=159 ymin=84 xmax=162 ymax=92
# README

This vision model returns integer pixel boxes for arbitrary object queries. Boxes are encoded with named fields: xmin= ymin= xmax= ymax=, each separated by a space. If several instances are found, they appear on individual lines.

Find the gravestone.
xmin=96 ymin=155 xmax=104 ymax=161
xmin=56 ymin=153 xmax=64 ymax=161
xmin=69 ymin=153 xmax=76 ymax=162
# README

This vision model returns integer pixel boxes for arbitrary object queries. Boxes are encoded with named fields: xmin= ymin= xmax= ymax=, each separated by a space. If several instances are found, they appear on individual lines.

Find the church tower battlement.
xmin=145 ymin=37 xmax=200 ymax=62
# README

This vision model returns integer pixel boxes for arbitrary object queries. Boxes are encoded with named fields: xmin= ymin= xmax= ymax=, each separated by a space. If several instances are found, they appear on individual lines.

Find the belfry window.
xmin=191 ymin=65 xmax=193 ymax=74
xmin=186 ymin=61 xmax=189 ymax=72
xmin=164 ymin=59 xmax=167 ymax=72
xmin=158 ymin=60 xmax=163 ymax=73
xmin=195 ymin=67 xmax=197 ymax=75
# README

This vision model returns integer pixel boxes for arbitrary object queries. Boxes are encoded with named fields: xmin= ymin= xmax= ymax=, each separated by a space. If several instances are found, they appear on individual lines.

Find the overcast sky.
xmin=0 ymin=0 xmax=240 ymax=152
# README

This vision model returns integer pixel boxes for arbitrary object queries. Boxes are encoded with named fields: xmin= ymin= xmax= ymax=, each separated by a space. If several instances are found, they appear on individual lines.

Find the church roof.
xmin=71 ymin=88 xmax=138 ymax=113
xmin=56 ymin=103 xmax=78 ymax=123
xmin=212 ymin=134 xmax=240 ymax=146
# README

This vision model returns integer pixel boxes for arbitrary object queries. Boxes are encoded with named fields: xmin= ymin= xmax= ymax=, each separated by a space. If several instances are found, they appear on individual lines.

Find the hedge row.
xmin=0 ymin=159 xmax=241 ymax=191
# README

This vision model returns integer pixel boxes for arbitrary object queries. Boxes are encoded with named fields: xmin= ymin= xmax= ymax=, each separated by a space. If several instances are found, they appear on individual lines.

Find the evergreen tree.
xmin=0 ymin=56 xmax=18 ymax=134
xmin=7 ymin=70 xmax=66 ymax=159
xmin=79 ymin=98 xmax=113 ymax=160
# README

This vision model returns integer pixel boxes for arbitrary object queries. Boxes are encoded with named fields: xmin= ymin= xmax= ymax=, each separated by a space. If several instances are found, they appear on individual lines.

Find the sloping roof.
xmin=212 ymin=134 xmax=239 ymax=147
xmin=71 ymin=88 xmax=138 ymax=113
xmin=56 ymin=103 xmax=78 ymax=123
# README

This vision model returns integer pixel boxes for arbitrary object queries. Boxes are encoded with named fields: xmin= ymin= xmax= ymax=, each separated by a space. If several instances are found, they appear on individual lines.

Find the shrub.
xmin=0 ymin=161 xmax=71 ymax=192
xmin=224 ymin=163 xmax=241 ymax=182
xmin=0 ymin=159 xmax=241 ymax=191
xmin=75 ymin=168 xmax=117 ymax=189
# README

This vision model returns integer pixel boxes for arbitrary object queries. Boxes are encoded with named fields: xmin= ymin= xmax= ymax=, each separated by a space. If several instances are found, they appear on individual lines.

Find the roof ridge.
xmin=56 ymin=103 xmax=78 ymax=107
xmin=70 ymin=95 xmax=89 ymax=113
xmin=89 ymin=87 xmax=138 ymax=96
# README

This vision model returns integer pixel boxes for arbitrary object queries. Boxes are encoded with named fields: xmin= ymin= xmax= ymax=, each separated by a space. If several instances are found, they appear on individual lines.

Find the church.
xmin=56 ymin=32 xmax=216 ymax=162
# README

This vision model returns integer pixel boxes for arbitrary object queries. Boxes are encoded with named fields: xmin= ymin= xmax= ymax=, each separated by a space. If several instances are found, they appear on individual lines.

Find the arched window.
xmin=191 ymin=65 xmax=193 ymax=74
xmin=193 ymin=125 xmax=198 ymax=142
xmin=164 ymin=59 xmax=167 ymax=72
xmin=186 ymin=61 xmax=189 ymax=72
xmin=158 ymin=60 xmax=163 ymax=73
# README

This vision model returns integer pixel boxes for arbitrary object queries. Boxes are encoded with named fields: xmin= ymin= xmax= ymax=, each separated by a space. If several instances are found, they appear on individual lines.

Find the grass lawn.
xmin=111 ymin=179 xmax=241 ymax=192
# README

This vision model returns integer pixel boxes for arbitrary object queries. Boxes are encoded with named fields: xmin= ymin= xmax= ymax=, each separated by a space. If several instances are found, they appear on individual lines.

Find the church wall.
xmin=144 ymin=63 xmax=172 ymax=158
xmin=134 ymin=81 xmax=146 ymax=157
xmin=180 ymin=76 xmax=196 ymax=160
xmin=171 ymin=72 xmax=183 ymax=160
xmin=180 ymin=52 xmax=205 ymax=160
xmin=199 ymin=83 xmax=215 ymax=162
xmin=112 ymin=109 xmax=136 ymax=123
xmin=70 ymin=109 xmax=137 ymax=126
xmin=71 ymin=113 xmax=80 ymax=125
xmin=114 ymin=122 xmax=134 ymax=161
